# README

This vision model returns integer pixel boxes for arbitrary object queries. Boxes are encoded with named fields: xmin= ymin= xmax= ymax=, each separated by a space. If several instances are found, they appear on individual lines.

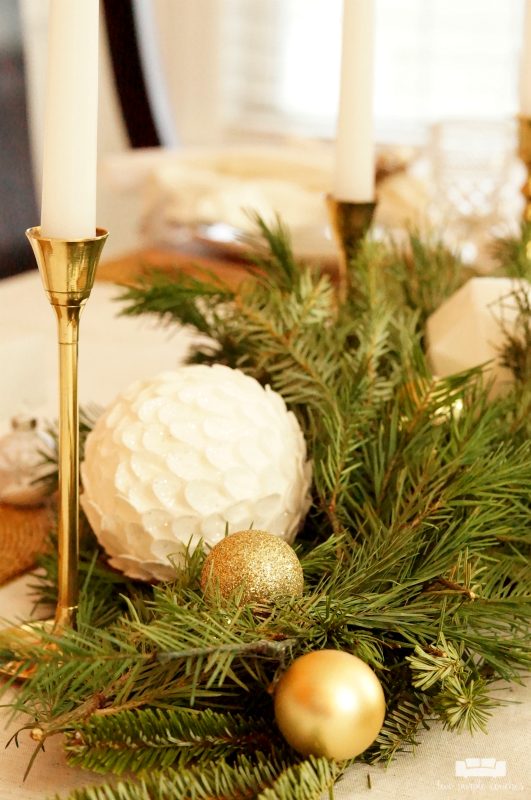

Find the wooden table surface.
xmin=96 ymin=246 xmax=250 ymax=290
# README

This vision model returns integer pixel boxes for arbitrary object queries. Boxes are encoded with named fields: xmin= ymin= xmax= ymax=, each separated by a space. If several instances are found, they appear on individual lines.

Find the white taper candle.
xmin=333 ymin=0 xmax=375 ymax=203
xmin=40 ymin=0 xmax=99 ymax=239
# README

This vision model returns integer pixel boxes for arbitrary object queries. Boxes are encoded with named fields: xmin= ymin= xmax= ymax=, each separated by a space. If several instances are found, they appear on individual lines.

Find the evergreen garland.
xmin=62 ymin=754 xmax=341 ymax=800
xmin=4 ymin=218 xmax=531 ymax=799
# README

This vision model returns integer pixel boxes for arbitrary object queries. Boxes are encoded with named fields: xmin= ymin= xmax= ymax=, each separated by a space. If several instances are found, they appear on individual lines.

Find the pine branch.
xmin=117 ymin=268 xmax=236 ymax=333
xmin=373 ymin=693 xmax=436 ymax=763
xmin=59 ymin=754 xmax=341 ymax=800
xmin=64 ymin=708 xmax=284 ymax=775
xmin=407 ymin=638 xmax=465 ymax=692
xmin=492 ymin=221 xmax=531 ymax=280
xmin=3 ymin=619 xmax=299 ymax=741
xmin=497 ymin=282 xmax=531 ymax=384
xmin=243 ymin=213 xmax=301 ymax=293
xmin=30 ymin=514 xmax=142 ymax=626
xmin=435 ymin=675 xmax=498 ymax=735
xmin=377 ymin=227 xmax=473 ymax=329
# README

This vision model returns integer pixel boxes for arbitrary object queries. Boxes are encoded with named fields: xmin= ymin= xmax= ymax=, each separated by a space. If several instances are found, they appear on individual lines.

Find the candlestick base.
xmin=326 ymin=196 xmax=376 ymax=299
xmin=518 ymin=116 xmax=531 ymax=222
xmin=0 ymin=620 xmax=56 ymax=680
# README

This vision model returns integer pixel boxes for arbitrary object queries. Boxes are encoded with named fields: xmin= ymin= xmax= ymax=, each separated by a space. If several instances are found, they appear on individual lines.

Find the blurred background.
xmin=0 ymin=0 xmax=38 ymax=276
xmin=0 ymin=0 xmax=527 ymax=278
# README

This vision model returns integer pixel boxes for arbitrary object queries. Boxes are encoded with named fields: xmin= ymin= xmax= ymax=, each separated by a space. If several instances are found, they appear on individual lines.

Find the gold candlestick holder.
xmin=518 ymin=116 xmax=531 ymax=222
xmin=326 ymin=196 xmax=376 ymax=299
xmin=26 ymin=227 xmax=108 ymax=630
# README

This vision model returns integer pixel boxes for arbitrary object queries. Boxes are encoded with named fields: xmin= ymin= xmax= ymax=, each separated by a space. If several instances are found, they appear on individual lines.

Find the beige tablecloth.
xmin=1 ymin=272 xmax=531 ymax=799
xmin=0 ymin=270 xmax=195 ymax=429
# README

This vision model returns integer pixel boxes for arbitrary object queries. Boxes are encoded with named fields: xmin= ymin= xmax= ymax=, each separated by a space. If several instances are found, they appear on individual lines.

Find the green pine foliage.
xmin=492 ymin=220 xmax=531 ymax=281
xmin=377 ymin=227 xmax=474 ymax=328
xmin=5 ymin=218 xmax=531 ymax=800
xmin=497 ymin=282 xmax=531 ymax=385
xmin=64 ymin=708 xmax=284 ymax=775
xmin=60 ymin=754 xmax=341 ymax=800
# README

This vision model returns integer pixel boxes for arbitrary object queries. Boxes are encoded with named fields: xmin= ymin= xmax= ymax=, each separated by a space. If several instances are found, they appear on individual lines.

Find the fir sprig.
xmin=64 ymin=708 xmax=284 ymax=775
xmin=374 ymin=693 xmax=435 ymax=761
xmin=60 ymin=754 xmax=341 ymax=800
xmin=380 ymin=227 xmax=473 ymax=328
xmin=492 ymin=220 xmax=531 ymax=281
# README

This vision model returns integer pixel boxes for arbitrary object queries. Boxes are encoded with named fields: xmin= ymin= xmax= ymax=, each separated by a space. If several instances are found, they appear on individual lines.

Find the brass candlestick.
xmin=326 ymin=196 xmax=376 ymax=299
xmin=27 ymin=227 xmax=108 ymax=629
xmin=518 ymin=116 xmax=531 ymax=222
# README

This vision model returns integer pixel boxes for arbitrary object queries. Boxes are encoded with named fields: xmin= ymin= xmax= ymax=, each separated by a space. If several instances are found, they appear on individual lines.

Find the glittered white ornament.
xmin=427 ymin=277 xmax=531 ymax=396
xmin=81 ymin=365 xmax=312 ymax=581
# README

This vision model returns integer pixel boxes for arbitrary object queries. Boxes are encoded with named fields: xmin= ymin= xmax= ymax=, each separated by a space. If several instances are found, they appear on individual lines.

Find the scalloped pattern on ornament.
xmin=81 ymin=365 xmax=312 ymax=581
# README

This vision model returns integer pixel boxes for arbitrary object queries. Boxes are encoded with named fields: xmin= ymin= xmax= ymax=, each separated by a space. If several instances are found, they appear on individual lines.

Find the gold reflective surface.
xmin=26 ymin=227 xmax=108 ymax=630
xmin=274 ymin=649 xmax=386 ymax=761
xmin=326 ymin=196 xmax=376 ymax=299
xmin=201 ymin=529 xmax=304 ymax=605
xmin=518 ymin=117 xmax=531 ymax=223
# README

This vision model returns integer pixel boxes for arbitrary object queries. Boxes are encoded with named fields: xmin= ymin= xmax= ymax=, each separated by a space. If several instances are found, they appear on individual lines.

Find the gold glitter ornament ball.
xmin=274 ymin=650 xmax=386 ymax=761
xmin=200 ymin=529 xmax=304 ymax=604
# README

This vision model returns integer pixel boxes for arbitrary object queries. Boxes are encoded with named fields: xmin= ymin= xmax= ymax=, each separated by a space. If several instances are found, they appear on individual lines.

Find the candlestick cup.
xmin=326 ymin=196 xmax=376 ymax=299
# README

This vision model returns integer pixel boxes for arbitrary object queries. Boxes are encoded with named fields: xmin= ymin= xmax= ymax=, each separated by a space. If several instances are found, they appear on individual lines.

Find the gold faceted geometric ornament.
xmin=200 ymin=529 xmax=304 ymax=605
xmin=274 ymin=649 xmax=386 ymax=761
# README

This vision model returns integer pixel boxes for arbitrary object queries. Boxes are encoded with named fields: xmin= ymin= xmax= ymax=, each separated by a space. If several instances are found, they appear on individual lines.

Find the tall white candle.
xmin=40 ymin=0 xmax=99 ymax=239
xmin=521 ymin=0 xmax=531 ymax=116
xmin=333 ymin=0 xmax=375 ymax=203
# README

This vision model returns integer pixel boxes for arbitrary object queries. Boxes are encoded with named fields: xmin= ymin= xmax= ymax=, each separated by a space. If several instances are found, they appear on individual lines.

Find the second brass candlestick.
xmin=27 ymin=226 xmax=108 ymax=630
xmin=326 ymin=196 xmax=376 ymax=299
xmin=518 ymin=116 xmax=531 ymax=222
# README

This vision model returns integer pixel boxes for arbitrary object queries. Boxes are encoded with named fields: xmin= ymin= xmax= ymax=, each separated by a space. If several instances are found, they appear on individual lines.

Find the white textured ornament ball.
xmin=81 ymin=365 xmax=312 ymax=581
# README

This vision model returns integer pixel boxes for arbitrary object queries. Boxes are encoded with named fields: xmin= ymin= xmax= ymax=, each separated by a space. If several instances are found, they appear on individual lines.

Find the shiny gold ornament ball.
xmin=200 ymin=529 xmax=304 ymax=604
xmin=274 ymin=650 xmax=386 ymax=760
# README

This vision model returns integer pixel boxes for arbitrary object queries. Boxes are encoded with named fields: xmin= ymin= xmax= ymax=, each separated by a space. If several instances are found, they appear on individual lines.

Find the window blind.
xmin=220 ymin=0 xmax=526 ymax=145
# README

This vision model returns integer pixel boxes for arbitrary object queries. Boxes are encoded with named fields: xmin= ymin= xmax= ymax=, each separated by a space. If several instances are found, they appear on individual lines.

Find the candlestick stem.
xmin=326 ymin=196 xmax=376 ymax=300
xmin=26 ymin=227 xmax=108 ymax=629
xmin=54 ymin=309 xmax=80 ymax=627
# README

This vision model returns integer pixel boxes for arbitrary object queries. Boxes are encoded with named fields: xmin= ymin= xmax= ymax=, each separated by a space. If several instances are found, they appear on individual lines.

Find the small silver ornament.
xmin=0 ymin=415 xmax=55 ymax=507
